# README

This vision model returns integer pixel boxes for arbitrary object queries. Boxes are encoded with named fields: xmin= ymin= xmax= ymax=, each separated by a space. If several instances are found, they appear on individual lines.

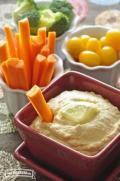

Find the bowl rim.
xmin=62 ymin=25 xmax=120 ymax=70
xmin=14 ymin=71 xmax=120 ymax=159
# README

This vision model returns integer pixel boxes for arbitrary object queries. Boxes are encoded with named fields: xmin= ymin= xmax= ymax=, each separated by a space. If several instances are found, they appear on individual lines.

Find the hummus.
xmin=30 ymin=90 xmax=120 ymax=156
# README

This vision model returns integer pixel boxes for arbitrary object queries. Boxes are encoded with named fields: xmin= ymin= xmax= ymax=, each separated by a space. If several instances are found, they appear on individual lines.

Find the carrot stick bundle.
xmin=3 ymin=25 xmax=17 ymax=58
xmin=38 ymin=54 xmax=56 ymax=87
xmin=0 ymin=41 xmax=9 ymax=62
xmin=26 ymin=85 xmax=53 ymax=122
xmin=19 ymin=18 xmax=32 ymax=88
xmin=37 ymin=27 xmax=47 ymax=46
xmin=47 ymin=32 xmax=56 ymax=54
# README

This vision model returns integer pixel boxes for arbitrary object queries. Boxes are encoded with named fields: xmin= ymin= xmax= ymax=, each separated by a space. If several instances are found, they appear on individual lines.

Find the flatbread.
xmin=95 ymin=10 xmax=120 ymax=29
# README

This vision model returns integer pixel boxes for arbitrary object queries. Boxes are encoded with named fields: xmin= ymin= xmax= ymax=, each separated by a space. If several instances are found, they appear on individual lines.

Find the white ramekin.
xmin=0 ymin=54 xmax=64 ymax=115
xmin=62 ymin=25 xmax=120 ymax=88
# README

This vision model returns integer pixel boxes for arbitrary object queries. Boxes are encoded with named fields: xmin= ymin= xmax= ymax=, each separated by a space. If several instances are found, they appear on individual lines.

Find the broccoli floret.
xmin=13 ymin=0 xmax=38 ymax=24
xmin=17 ymin=10 xmax=41 ymax=34
xmin=39 ymin=9 xmax=70 ymax=37
xmin=49 ymin=0 xmax=74 ymax=21
xmin=39 ymin=9 xmax=55 ymax=27
xmin=48 ymin=12 xmax=70 ymax=36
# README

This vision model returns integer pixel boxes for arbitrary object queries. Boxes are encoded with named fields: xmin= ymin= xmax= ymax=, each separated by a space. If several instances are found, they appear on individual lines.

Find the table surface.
xmin=0 ymin=0 xmax=120 ymax=181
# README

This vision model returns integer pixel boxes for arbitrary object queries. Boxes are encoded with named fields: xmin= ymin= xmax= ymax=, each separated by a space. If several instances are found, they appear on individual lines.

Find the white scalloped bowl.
xmin=0 ymin=54 xmax=64 ymax=115
xmin=62 ymin=25 xmax=120 ymax=87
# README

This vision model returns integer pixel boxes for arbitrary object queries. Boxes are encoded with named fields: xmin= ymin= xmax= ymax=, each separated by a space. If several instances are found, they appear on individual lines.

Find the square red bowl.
xmin=14 ymin=142 xmax=66 ymax=181
xmin=106 ymin=163 xmax=120 ymax=181
xmin=14 ymin=71 xmax=120 ymax=181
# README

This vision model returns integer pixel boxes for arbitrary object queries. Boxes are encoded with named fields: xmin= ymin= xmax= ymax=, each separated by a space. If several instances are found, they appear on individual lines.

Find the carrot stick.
xmin=6 ymin=59 xmax=29 ymax=90
xmin=37 ymin=27 xmax=47 ymax=46
xmin=0 ymin=41 xmax=9 ymax=62
xmin=1 ymin=61 xmax=10 ymax=86
xmin=15 ymin=60 xmax=29 ymax=90
xmin=26 ymin=85 xmax=53 ymax=122
xmin=19 ymin=18 xmax=32 ymax=88
xmin=32 ymin=54 xmax=46 ymax=86
xmin=40 ymin=45 xmax=50 ymax=57
xmin=3 ymin=58 xmax=20 ymax=89
xmin=47 ymin=32 xmax=56 ymax=54
xmin=31 ymin=36 xmax=43 ymax=61
xmin=3 ymin=24 xmax=17 ymax=58
xmin=15 ymin=33 xmax=22 ymax=59
xmin=38 ymin=54 xmax=56 ymax=87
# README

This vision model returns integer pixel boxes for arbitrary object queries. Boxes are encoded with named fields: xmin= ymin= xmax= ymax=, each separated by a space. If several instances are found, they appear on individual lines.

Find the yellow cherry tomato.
xmin=99 ymin=46 xmax=117 ymax=66
xmin=100 ymin=36 xmax=107 ymax=47
xmin=106 ymin=29 xmax=120 ymax=51
xmin=79 ymin=35 xmax=90 ymax=49
xmin=79 ymin=50 xmax=101 ymax=67
xmin=66 ymin=37 xmax=83 ymax=60
xmin=86 ymin=37 xmax=101 ymax=53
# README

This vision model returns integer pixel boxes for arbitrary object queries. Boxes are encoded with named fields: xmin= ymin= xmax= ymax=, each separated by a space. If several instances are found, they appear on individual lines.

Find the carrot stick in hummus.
xmin=26 ymin=85 xmax=53 ymax=122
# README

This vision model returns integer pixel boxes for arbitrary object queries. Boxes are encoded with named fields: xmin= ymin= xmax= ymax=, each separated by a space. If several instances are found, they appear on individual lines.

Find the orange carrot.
xmin=3 ymin=24 xmax=17 ymax=58
xmin=26 ymin=85 xmax=53 ymax=122
xmin=47 ymin=32 xmax=56 ymax=54
xmin=31 ymin=36 xmax=43 ymax=61
xmin=19 ymin=18 xmax=32 ymax=88
xmin=0 ymin=41 xmax=8 ymax=62
xmin=15 ymin=33 xmax=22 ymax=59
xmin=3 ymin=58 xmax=20 ymax=88
xmin=6 ymin=59 xmax=29 ymax=90
xmin=32 ymin=54 xmax=46 ymax=86
xmin=37 ymin=27 xmax=46 ymax=46
xmin=1 ymin=61 xmax=10 ymax=86
xmin=38 ymin=54 xmax=56 ymax=87
xmin=40 ymin=45 xmax=50 ymax=57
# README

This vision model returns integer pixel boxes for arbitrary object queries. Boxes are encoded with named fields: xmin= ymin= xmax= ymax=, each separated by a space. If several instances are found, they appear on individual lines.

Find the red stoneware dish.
xmin=14 ymin=142 xmax=66 ymax=181
xmin=106 ymin=163 xmax=120 ymax=181
xmin=14 ymin=71 xmax=120 ymax=181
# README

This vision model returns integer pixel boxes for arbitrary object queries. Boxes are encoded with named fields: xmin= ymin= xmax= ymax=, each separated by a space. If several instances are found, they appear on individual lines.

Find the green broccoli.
xmin=13 ymin=0 xmax=38 ymax=25
xmin=39 ymin=9 xmax=70 ymax=36
xmin=39 ymin=9 xmax=55 ymax=27
xmin=17 ymin=10 xmax=41 ymax=34
xmin=49 ymin=0 xmax=74 ymax=21
xmin=48 ymin=12 xmax=70 ymax=36
xmin=13 ymin=0 xmax=73 ymax=36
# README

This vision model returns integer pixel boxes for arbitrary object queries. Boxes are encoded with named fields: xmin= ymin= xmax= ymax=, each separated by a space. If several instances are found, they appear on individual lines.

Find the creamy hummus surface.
xmin=30 ymin=90 xmax=120 ymax=156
